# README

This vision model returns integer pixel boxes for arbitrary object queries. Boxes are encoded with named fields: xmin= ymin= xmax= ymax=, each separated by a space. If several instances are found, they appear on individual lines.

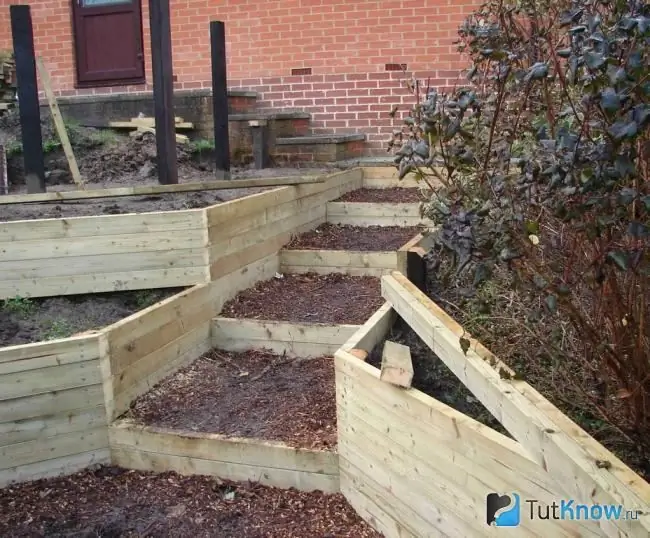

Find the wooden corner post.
xmin=148 ymin=0 xmax=178 ymax=185
xmin=210 ymin=21 xmax=231 ymax=180
xmin=10 ymin=5 xmax=45 ymax=194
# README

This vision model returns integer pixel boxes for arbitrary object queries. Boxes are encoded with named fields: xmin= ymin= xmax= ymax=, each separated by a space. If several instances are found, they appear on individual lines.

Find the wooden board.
xmin=0 ymin=176 xmax=328 ymax=205
xmin=334 ymin=306 xmax=602 ymax=538
xmin=326 ymin=202 xmax=432 ymax=227
xmin=212 ymin=318 xmax=361 ymax=358
xmin=381 ymin=272 xmax=650 ymax=537
xmin=361 ymin=166 xmax=441 ymax=189
xmin=280 ymin=249 xmax=399 ymax=277
xmin=109 ymin=420 xmax=339 ymax=493
xmin=0 ymin=334 xmax=110 ymax=487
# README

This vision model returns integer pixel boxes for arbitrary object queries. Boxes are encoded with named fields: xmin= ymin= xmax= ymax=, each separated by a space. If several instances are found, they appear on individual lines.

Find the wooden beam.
xmin=148 ymin=0 xmax=178 ymax=185
xmin=0 ymin=176 xmax=327 ymax=204
xmin=0 ymin=144 xmax=7 ymax=195
xmin=10 ymin=5 xmax=45 ymax=194
xmin=380 ymin=340 xmax=413 ymax=388
xmin=35 ymin=57 xmax=84 ymax=189
xmin=381 ymin=271 xmax=650 ymax=537
xmin=210 ymin=21 xmax=230 ymax=180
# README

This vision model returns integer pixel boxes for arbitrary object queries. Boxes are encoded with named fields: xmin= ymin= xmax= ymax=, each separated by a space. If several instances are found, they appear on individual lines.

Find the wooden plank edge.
xmin=0 ymin=176 xmax=328 ymax=205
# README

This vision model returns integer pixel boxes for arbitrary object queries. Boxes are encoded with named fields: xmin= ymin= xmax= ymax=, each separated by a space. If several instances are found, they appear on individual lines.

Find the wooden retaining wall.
xmin=109 ymin=420 xmax=340 ymax=493
xmin=335 ymin=276 xmax=650 ymax=538
xmin=212 ymin=318 xmax=360 ymax=357
xmin=0 ymin=336 xmax=110 ymax=487
xmin=326 ymin=202 xmax=431 ymax=227
xmin=0 ymin=210 xmax=209 ymax=300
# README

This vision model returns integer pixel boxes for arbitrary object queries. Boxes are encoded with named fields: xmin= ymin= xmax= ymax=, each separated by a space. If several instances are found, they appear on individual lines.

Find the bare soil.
xmin=0 ymin=468 xmax=382 ymax=538
xmin=221 ymin=273 xmax=383 ymax=325
xmin=286 ymin=223 xmax=423 ymax=251
xmin=335 ymin=187 xmax=423 ymax=203
xmin=0 ymin=111 xmax=339 ymax=221
xmin=367 ymin=323 xmax=509 ymax=438
xmin=0 ymin=288 xmax=183 ymax=347
xmin=125 ymin=349 xmax=337 ymax=449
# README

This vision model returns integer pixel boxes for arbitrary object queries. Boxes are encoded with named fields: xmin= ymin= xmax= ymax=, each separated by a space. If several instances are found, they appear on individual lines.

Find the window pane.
xmin=82 ymin=0 xmax=132 ymax=6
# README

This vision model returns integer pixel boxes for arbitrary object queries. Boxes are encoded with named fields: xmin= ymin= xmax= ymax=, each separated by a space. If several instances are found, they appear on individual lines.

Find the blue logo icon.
xmin=486 ymin=492 xmax=521 ymax=527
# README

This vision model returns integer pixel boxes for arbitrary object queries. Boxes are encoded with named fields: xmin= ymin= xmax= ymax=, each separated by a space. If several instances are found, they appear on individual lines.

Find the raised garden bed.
xmin=281 ymin=224 xmax=428 ymax=277
xmin=286 ymin=223 xmax=422 ymax=251
xmin=334 ymin=187 xmax=423 ymax=204
xmin=332 ymin=273 xmax=650 ymax=537
xmin=0 ymin=288 xmax=183 ymax=347
xmin=124 ymin=349 xmax=337 ymax=449
xmin=0 ymin=468 xmax=381 ymax=537
xmin=220 ymin=273 xmax=383 ymax=325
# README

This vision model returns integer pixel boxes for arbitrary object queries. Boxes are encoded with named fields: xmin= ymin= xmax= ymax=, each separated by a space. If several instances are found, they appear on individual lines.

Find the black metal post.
xmin=210 ymin=21 xmax=230 ymax=180
xmin=149 ymin=0 xmax=178 ymax=184
xmin=10 ymin=5 xmax=45 ymax=193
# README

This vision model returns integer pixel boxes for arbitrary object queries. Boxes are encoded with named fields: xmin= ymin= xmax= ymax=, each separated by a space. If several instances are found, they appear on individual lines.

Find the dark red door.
xmin=71 ymin=0 xmax=145 ymax=87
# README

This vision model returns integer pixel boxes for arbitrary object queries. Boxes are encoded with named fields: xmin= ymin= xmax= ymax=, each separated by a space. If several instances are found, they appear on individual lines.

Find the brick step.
xmin=274 ymin=133 xmax=366 ymax=163
xmin=228 ymin=111 xmax=310 ymax=155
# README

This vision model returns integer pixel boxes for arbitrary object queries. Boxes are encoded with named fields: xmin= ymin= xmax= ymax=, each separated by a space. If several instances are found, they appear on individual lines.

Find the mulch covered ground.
xmin=0 ymin=288 xmax=184 ymax=347
xmin=220 ymin=273 xmax=383 ymax=325
xmin=335 ymin=187 xmax=422 ymax=203
xmin=286 ymin=223 xmax=423 ymax=251
xmin=125 ymin=349 xmax=337 ymax=450
xmin=0 ymin=468 xmax=382 ymax=538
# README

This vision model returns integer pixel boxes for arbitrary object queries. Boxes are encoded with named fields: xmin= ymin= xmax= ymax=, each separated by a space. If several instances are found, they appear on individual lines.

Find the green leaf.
xmin=526 ymin=62 xmax=549 ymax=82
xmin=557 ymin=48 xmax=572 ymax=58
xmin=545 ymin=295 xmax=558 ymax=314
xmin=606 ymin=251 xmax=629 ymax=271
xmin=584 ymin=51 xmax=606 ymax=70
xmin=642 ymin=195 xmax=650 ymax=211
xmin=524 ymin=220 xmax=540 ymax=235
xmin=600 ymin=88 xmax=621 ymax=112
xmin=459 ymin=337 xmax=471 ymax=356
xmin=627 ymin=221 xmax=649 ymax=239
xmin=609 ymin=120 xmax=638 ymax=141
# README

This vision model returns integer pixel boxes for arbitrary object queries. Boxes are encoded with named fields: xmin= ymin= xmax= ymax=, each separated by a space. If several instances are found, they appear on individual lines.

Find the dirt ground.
xmin=0 ymin=288 xmax=183 ymax=347
xmin=0 ymin=468 xmax=381 ymax=538
xmin=126 ymin=349 xmax=337 ymax=450
xmin=221 ymin=273 xmax=383 ymax=325
xmin=334 ymin=187 xmax=423 ymax=203
xmin=0 ymin=110 xmax=340 ymax=221
xmin=286 ymin=223 xmax=423 ymax=251
xmin=367 ymin=323 xmax=510 ymax=438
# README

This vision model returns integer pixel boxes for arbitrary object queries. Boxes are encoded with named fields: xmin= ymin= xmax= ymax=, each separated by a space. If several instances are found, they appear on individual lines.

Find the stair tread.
xmin=229 ymin=111 xmax=310 ymax=121
xmin=276 ymin=133 xmax=366 ymax=145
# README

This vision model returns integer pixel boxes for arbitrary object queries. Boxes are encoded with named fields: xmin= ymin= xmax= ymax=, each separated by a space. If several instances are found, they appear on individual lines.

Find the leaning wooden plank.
xmin=35 ymin=58 xmax=83 ymax=188
xmin=380 ymin=340 xmax=413 ymax=388
xmin=0 ymin=176 xmax=328 ymax=204
xmin=381 ymin=271 xmax=650 ymax=537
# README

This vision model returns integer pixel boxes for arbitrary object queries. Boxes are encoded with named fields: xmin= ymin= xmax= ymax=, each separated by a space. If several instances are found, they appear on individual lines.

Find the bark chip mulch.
xmin=125 ymin=349 xmax=337 ymax=450
xmin=335 ymin=187 xmax=423 ymax=203
xmin=286 ymin=223 xmax=423 ymax=251
xmin=220 ymin=273 xmax=383 ymax=325
xmin=0 ymin=468 xmax=382 ymax=538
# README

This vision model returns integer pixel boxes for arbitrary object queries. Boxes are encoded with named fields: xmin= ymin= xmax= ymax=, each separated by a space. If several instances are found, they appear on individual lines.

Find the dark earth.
xmin=286 ymin=223 xmax=424 ymax=251
xmin=0 ymin=468 xmax=382 ymax=538
xmin=220 ymin=273 xmax=383 ymax=325
xmin=125 ymin=349 xmax=337 ymax=449
xmin=367 ymin=322 xmax=509 ymax=438
xmin=0 ymin=288 xmax=183 ymax=347
xmin=334 ymin=187 xmax=423 ymax=203
xmin=0 ymin=110 xmax=339 ymax=221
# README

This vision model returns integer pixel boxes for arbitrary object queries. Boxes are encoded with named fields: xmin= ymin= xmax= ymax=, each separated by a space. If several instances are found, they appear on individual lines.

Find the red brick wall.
xmin=0 ymin=0 xmax=478 ymax=154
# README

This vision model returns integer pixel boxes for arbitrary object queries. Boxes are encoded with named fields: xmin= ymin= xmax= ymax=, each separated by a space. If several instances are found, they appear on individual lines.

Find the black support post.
xmin=148 ymin=0 xmax=178 ymax=185
xmin=210 ymin=21 xmax=230 ymax=180
xmin=10 ymin=5 xmax=45 ymax=194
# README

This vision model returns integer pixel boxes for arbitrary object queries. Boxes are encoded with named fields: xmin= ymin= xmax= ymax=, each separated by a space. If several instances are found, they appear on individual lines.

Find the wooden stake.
xmin=380 ymin=340 xmax=414 ymax=388
xmin=36 ymin=57 xmax=84 ymax=189
xmin=210 ymin=21 xmax=230 ymax=180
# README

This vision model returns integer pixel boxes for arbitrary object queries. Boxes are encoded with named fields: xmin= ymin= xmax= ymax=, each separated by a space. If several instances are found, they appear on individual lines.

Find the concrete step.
xmin=274 ymin=134 xmax=366 ymax=163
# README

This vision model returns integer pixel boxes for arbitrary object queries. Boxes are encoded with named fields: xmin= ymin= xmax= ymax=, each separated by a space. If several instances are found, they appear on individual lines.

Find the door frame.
xmin=70 ymin=0 xmax=146 ymax=89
